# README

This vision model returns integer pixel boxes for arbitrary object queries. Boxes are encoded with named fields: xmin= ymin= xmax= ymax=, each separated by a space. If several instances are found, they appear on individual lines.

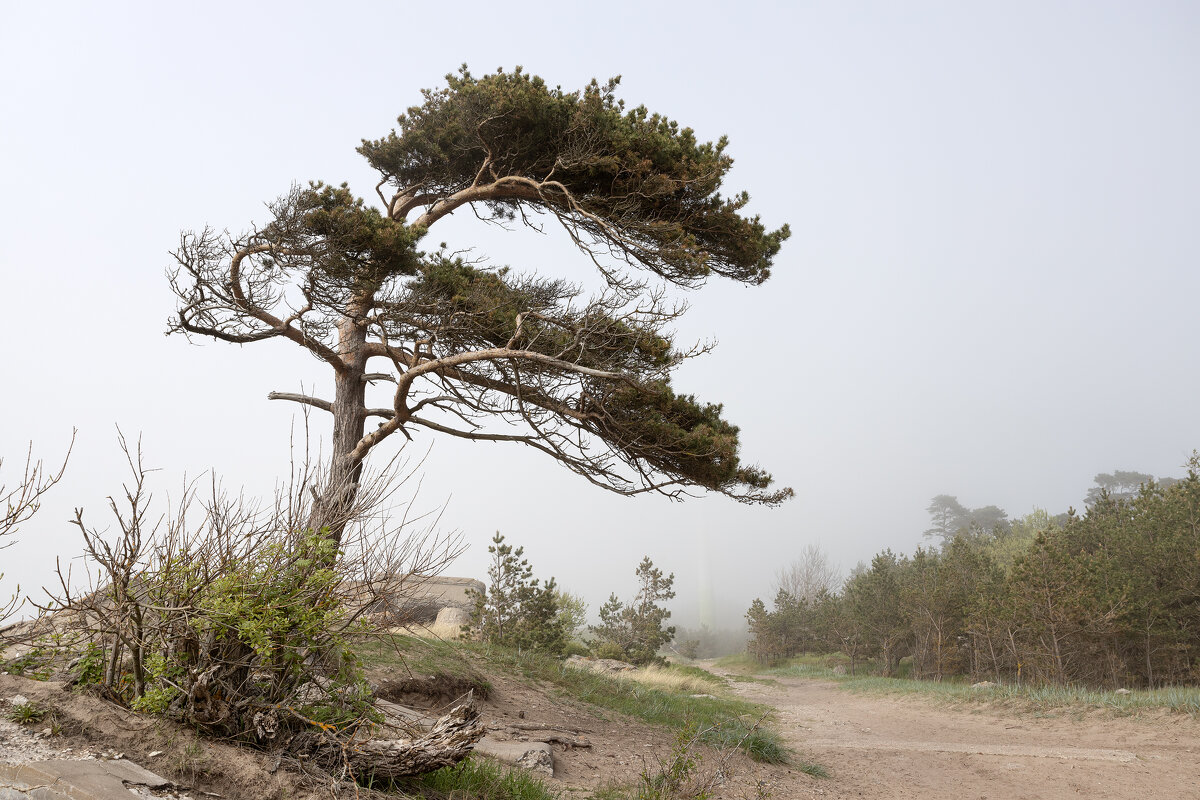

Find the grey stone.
xmin=0 ymin=758 xmax=173 ymax=800
xmin=474 ymin=737 xmax=554 ymax=777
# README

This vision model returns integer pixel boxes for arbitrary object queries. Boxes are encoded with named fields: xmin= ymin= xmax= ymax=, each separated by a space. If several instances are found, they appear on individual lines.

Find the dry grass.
xmin=616 ymin=664 xmax=727 ymax=695
xmin=392 ymin=620 xmax=467 ymax=641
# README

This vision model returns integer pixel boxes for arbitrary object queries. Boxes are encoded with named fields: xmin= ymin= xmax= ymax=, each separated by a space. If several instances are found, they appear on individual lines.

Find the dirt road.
xmin=718 ymin=672 xmax=1199 ymax=800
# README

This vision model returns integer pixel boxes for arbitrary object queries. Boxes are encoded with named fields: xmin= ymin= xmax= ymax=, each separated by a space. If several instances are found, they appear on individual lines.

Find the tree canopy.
xmin=169 ymin=67 xmax=792 ymax=533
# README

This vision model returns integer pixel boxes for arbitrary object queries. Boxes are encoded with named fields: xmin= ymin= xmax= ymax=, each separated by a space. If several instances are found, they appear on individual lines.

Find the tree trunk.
xmin=313 ymin=309 xmax=368 ymax=543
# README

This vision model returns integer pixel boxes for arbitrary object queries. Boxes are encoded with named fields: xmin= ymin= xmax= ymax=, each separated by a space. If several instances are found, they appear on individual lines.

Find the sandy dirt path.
xmin=713 ymin=670 xmax=1199 ymax=800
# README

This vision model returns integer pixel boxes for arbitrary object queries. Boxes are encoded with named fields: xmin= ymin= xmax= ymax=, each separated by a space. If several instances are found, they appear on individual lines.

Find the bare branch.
xmin=268 ymin=391 xmax=333 ymax=413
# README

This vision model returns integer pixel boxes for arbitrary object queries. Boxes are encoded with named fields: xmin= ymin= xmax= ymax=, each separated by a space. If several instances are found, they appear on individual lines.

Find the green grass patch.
xmin=698 ymin=720 xmax=787 ymax=764
xmin=711 ymin=652 xmax=761 ymax=673
xmin=836 ymin=676 xmax=1200 ymax=714
xmin=664 ymin=663 xmax=728 ymax=687
xmin=381 ymin=756 xmax=560 ymax=799
xmin=355 ymin=633 xmax=485 ymax=681
xmin=743 ymin=652 xmax=1200 ymax=715
xmin=716 ymin=651 xmax=873 ymax=678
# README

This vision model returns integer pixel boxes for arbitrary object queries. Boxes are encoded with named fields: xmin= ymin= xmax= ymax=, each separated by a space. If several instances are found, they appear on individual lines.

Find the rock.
xmin=294 ymin=682 xmax=325 ymax=704
xmin=435 ymin=606 xmax=470 ymax=628
xmin=971 ymin=681 xmax=998 ymax=689
xmin=474 ymin=737 xmax=554 ymax=777
xmin=1115 ymin=688 xmax=1132 ymax=695
xmin=564 ymin=655 xmax=636 ymax=674
xmin=8 ymin=695 xmax=30 ymax=708
xmin=0 ymin=757 xmax=174 ymax=799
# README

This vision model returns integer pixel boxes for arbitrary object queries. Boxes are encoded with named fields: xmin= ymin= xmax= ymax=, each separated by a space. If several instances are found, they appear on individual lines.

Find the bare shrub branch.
xmin=0 ymin=432 xmax=73 ymax=629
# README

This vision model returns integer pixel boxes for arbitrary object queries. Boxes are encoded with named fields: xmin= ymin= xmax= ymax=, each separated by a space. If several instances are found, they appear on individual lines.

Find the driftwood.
xmin=341 ymin=695 xmax=485 ymax=780
xmin=492 ymin=722 xmax=592 ymax=749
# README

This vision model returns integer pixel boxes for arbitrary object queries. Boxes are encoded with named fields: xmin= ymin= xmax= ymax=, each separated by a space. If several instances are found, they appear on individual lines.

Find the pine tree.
xmin=591 ymin=556 xmax=676 ymax=665
xmin=469 ymin=532 xmax=566 ymax=654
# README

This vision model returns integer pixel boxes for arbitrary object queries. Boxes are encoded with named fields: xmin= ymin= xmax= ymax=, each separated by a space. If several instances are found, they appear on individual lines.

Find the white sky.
xmin=2 ymin=1 xmax=1198 ymax=630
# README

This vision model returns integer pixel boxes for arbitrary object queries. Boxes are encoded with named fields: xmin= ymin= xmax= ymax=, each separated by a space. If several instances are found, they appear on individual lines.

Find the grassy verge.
xmin=373 ymin=756 xmax=561 ymax=800
xmin=722 ymin=652 xmax=1200 ymax=715
xmin=356 ymin=633 xmax=489 ymax=686
xmin=355 ymin=635 xmax=788 ymax=764
xmin=414 ymin=757 xmax=560 ymax=799
xmin=834 ymin=676 xmax=1200 ymax=714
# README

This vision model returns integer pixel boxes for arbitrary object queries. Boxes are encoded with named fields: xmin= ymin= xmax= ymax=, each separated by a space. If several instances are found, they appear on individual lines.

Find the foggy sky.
xmin=2 ymin=1 xmax=1198 ymax=630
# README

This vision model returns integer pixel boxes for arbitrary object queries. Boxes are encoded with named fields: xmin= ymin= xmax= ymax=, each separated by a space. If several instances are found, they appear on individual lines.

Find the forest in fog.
xmin=747 ymin=462 xmax=1200 ymax=688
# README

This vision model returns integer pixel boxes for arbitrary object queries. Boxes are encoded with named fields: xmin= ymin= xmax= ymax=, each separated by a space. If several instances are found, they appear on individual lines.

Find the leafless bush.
xmin=0 ymin=432 xmax=72 ymax=629
xmin=29 ymin=431 xmax=466 ymax=757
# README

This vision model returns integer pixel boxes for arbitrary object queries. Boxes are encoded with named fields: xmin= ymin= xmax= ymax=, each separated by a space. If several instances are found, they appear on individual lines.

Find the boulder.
xmin=435 ymin=607 xmax=470 ymax=628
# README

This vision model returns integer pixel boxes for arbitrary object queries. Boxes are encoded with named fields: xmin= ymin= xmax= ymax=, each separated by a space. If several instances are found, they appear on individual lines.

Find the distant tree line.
xmin=747 ymin=459 xmax=1200 ymax=688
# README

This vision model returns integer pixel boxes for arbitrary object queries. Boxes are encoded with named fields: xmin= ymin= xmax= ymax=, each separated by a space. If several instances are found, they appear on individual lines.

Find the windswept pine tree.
xmin=169 ymin=67 xmax=792 ymax=539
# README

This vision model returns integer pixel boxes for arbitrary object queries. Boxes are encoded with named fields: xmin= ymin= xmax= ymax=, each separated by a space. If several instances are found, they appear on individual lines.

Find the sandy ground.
xmin=712 ymin=667 xmax=1200 ymax=800
xmin=4 ymin=662 xmax=1197 ymax=800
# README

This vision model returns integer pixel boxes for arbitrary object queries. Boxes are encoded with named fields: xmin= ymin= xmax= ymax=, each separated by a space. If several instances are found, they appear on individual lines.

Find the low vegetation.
xmin=4 ymin=698 xmax=47 ymax=725
xmin=387 ymin=757 xmax=562 ymax=800
xmin=720 ymin=652 xmax=1200 ymax=715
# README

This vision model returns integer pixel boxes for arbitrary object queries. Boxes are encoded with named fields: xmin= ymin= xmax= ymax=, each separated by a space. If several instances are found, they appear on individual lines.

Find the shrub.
xmin=43 ymin=436 xmax=462 ymax=749
xmin=591 ymin=640 xmax=627 ymax=661
xmin=562 ymin=640 xmax=590 ymax=658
